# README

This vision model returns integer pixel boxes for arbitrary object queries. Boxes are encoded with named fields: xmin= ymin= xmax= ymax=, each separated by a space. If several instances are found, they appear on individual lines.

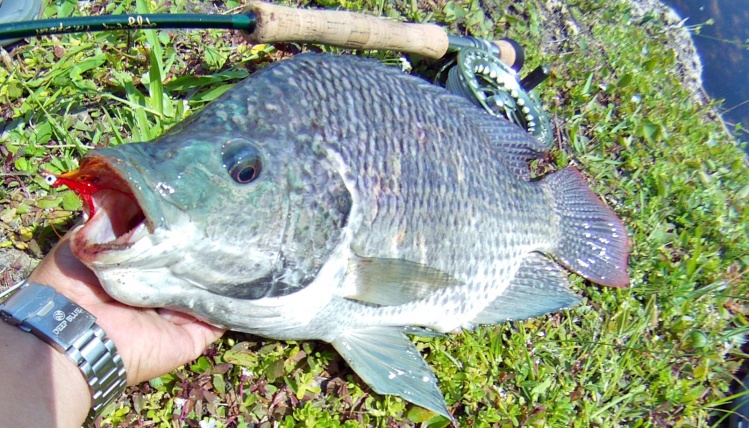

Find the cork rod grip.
xmin=242 ymin=1 xmax=450 ymax=59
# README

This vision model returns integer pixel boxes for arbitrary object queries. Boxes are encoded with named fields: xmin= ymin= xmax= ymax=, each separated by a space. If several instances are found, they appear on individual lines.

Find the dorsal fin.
xmin=418 ymin=78 xmax=551 ymax=181
xmin=326 ymin=55 xmax=550 ymax=181
xmin=472 ymin=117 xmax=551 ymax=180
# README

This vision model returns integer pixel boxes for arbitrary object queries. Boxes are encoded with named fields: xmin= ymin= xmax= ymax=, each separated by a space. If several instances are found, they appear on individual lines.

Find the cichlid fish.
xmin=46 ymin=53 xmax=629 ymax=418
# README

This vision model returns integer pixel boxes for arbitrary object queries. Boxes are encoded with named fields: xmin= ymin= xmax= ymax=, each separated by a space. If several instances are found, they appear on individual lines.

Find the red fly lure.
xmin=41 ymin=157 xmax=134 ymax=218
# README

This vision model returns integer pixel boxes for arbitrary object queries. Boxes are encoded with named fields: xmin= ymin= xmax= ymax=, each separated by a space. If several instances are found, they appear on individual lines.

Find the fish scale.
xmin=291 ymin=62 xmax=531 ymax=265
xmin=54 ymin=53 xmax=629 ymax=419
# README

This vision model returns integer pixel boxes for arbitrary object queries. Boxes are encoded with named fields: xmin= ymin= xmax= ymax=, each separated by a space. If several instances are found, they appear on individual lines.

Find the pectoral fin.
xmin=332 ymin=327 xmax=452 ymax=420
xmin=345 ymin=256 xmax=462 ymax=306
xmin=472 ymin=253 xmax=581 ymax=325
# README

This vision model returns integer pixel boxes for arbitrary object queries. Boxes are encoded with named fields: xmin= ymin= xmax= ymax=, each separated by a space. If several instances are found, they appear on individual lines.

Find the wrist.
xmin=0 ymin=281 xmax=127 ymax=426
xmin=0 ymin=318 xmax=91 ymax=427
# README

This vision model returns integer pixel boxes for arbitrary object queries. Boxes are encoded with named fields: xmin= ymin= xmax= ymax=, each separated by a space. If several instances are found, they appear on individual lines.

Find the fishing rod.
xmin=0 ymin=1 xmax=551 ymax=144
xmin=0 ymin=2 xmax=520 ymax=67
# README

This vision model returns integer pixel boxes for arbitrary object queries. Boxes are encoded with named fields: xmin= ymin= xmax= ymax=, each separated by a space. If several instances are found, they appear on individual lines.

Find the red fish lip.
xmin=46 ymin=157 xmax=150 ymax=264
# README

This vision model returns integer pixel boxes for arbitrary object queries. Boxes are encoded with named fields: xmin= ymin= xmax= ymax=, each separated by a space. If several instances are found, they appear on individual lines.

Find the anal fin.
xmin=472 ymin=253 xmax=581 ymax=325
xmin=331 ymin=327 xmax=451 ymax=420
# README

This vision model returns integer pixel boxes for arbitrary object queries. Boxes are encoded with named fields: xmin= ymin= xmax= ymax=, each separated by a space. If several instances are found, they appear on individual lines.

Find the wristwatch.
xmin=0 ymin=280 xmax=127 ymax=426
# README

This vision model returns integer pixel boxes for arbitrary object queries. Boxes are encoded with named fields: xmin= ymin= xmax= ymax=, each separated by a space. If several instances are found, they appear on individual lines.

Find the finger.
xmin=157 ymin=309 xmax=226 ymax=357
xmin=123 ymin=317 xmax=225 ymax=385
xmin=29 ymin=233 xmax=105 ymax=303
xmin=157 ymin=308 xmax=205 ymax=325
xmin=180 ymin=322 xmax=226 ymax=356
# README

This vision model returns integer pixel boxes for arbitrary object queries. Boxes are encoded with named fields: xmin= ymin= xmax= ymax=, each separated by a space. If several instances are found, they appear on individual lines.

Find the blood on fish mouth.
xmin=43 ymin=156 xmax=149 ymax=259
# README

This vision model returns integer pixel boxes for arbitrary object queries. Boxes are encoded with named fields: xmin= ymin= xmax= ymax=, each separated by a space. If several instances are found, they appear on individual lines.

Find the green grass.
xmin=1 ymin=0 xmax=747 ymax=426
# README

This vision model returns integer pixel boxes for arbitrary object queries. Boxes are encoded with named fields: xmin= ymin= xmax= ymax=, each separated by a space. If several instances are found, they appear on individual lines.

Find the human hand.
xmin=29 ymin=232 xmax=226 ymax=385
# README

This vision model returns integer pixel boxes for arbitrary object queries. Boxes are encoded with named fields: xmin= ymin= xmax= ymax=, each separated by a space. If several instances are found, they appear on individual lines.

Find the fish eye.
xmin=222 ymin=139 xmax=263 ymax=184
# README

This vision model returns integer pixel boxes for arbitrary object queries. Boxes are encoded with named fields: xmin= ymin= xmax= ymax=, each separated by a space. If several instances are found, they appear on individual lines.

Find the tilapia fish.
xmin=49 ymin=53 xmax=629 ymax=418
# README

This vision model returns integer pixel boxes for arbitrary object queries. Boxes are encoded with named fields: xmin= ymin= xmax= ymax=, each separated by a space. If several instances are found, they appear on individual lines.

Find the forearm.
xmin=0 ymin=320 xmax=90 ymax=428
xmin=0 ymin=235 xmax=224 ymax=428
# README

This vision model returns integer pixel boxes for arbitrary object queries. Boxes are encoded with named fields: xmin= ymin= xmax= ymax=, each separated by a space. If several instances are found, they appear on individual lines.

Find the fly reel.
xmin=444 ymin=47 xmax=553 ymax=148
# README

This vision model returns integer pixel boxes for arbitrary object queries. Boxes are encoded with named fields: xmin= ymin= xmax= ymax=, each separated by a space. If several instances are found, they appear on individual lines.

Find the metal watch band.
xmin=0 ymin=280 xmax=127 ymax=426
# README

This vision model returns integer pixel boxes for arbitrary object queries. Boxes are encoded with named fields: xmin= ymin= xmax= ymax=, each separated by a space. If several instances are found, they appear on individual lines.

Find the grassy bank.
xmin=1 ymin=0 xmax=747 ymax=426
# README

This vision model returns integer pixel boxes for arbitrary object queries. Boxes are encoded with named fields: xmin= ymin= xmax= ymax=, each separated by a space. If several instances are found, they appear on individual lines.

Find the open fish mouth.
xmin=43 ymin=156 xmax=152 ymax=263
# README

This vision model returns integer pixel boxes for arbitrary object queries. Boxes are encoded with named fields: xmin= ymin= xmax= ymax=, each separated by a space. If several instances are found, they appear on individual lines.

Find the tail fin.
xmin=542 ymin=167 xmax=630 ymax=288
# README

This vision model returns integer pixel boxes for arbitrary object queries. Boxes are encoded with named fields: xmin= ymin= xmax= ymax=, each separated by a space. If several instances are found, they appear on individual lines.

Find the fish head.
xmin=60 ymin=119 xmax=352 ymax=311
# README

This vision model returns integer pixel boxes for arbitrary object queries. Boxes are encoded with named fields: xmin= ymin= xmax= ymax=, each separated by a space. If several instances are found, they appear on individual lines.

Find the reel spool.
xmin=444 ymin=47 xmax=553 ymax=148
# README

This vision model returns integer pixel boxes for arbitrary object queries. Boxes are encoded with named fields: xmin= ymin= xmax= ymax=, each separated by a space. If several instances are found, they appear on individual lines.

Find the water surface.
xmin=664 ymin=0 xmax=749 ymax=150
